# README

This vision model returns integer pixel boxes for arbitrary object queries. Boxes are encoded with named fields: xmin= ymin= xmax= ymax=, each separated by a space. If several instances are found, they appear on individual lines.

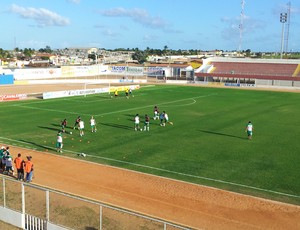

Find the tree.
xmin=245 ymin=49 xmax=251 ymax=57
xmin=39 ymin=45 xmax=52 ymax=53
xmin=132 ymin=50 xmax=147 ymax=64
xmin=163 ymin=45 xmax=168 ymax=55
xmin=24 ymin=48 xmax=34 ymax=57
xmin=0 ymin=48 xmax=12 ymax=59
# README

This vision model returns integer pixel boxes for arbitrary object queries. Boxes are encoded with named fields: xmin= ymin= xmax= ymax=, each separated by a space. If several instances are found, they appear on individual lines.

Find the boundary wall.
xmin=0 ymin=176 xmax=190 ymax=230
xmin=42 ymin=84 xmax=140 ymax=99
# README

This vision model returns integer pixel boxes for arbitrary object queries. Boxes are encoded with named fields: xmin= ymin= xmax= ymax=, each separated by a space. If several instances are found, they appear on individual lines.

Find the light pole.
xmin=280 ymin=13 xmax=287 ymax=59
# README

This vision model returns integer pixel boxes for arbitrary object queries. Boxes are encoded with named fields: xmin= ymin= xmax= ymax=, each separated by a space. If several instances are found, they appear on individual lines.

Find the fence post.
xmin=46 ymin=190 xmax=50 ymax=222
xmin=99 ymin=205 xmax=102 ymax=230
xmin=2 ymin=177 xmax=6 ymax=207
xmin=22 ymin=183 xmax=25 ymax=214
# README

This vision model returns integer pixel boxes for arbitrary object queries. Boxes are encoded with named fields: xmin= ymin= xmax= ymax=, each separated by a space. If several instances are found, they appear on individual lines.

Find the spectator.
xmin=4 ymin=152 xmax=14 ymax=176
xmin=14 ymin=153 xmax=25 ymax=181
xmin=24 ymin=156 xmax=34 ymax=183
xmin=0 ymin=146 xmax=5 ymax=172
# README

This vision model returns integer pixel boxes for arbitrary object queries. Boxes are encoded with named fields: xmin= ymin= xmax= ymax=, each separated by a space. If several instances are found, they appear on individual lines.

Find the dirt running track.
xmin=2 ymin=145 xmax=299 ymax=230
xmin=1 ymin=84 xmax=300 ymax=230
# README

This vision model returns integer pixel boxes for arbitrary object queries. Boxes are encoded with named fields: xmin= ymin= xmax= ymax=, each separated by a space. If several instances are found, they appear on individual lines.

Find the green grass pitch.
xmin=1 ymin=85 xmax=300 ymax=205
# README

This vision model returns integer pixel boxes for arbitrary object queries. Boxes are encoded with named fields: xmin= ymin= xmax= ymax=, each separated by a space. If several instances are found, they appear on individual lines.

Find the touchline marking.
xmin=1 ymin=136 xmax=299 ymax=199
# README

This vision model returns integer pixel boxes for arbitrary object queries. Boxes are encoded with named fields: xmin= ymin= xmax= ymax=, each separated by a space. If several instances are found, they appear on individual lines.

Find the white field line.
xmin=0 ymin=136 xmax=299 ymax=199
xmin=12 ymin=104 xmax=94 ymax=116
xmin=93 ymin=94 xmax=216 ymax=117
xmin=7 ymin=94 xmax=215 ymax=117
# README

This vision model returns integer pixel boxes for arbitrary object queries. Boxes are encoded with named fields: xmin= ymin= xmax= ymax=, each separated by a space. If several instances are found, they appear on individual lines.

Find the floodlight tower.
xmin=238 ymin=0 xmax=245 ymax=53
xmin=280 ymin=12 xmax=287 ymax=59
xmin=284 ymin=2 xmax=291 ymax=53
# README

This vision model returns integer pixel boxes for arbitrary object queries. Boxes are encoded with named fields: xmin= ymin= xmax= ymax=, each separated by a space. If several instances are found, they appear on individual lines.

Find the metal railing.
xmin=0 ymin=176 xmax=191 ymax=230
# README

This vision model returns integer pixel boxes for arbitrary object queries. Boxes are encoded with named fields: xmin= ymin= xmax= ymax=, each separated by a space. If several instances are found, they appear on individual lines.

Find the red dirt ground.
xmin=1 ymin=84 xmax=300 ymax=230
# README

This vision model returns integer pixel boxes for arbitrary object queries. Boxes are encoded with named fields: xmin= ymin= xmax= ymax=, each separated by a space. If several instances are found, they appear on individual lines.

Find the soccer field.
xmin=1 ymin=85 xmax=300 ymax=205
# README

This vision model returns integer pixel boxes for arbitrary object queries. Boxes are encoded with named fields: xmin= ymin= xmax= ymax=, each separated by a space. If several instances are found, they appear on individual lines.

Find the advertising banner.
xmin=0 ymin=94 xmax=27 ymax=101
xmin=13 ymin=68 xmax=61 ymax=80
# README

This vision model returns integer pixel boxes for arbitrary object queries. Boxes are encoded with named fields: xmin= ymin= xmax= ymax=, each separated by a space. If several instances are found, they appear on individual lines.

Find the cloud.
xmin=10 ymin=4 xmax=70 ymax=27
xmin=101 ymin=29 xmax=119 ymax=37
xmin=99 ymin=7 xmax=168 ymax=29
xmin=143 ymin=34 xmax=158 ymax=41
xmin=66 ymin=0 xmax=80 ymax=4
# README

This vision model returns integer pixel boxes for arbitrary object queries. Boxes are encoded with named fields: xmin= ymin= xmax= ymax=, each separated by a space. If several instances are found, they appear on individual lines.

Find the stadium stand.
xmin=210 ymin=62 xmax=298 ymax=77
xmin=293 ymin=64 xmax=300 ymax=77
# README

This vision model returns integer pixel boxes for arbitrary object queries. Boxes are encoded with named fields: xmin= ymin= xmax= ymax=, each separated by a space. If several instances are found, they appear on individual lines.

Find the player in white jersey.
xmin=245 ymin=121 xmax=253 ymax=140
xmin=79 ymin=120 xmax=85 ymax=136
xmin=134 ymin=114 xmax=140 ymax=131
xmin=56 ymin=131 xmax=63 ymax=153
xmin=90 ymin=116 xmax=97 ymax=132
xmin=164 ymin=111 xmax=173 ymax=125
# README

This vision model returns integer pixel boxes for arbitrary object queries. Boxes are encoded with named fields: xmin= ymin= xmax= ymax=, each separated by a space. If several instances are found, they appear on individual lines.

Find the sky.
xmin=0 ymin=0 xmax=299 ymax=52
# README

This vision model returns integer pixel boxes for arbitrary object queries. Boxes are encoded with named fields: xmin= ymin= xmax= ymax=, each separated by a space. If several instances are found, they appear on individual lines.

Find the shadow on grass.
xmin=51 ymin=123 xmax=73 ymax=129
xmin=199 ymin=129 xmax=246 ymax=140
xmin=19 ymin=139 xmax=54 ymax=151
xmin=39 ymin=126 xmax=74 ymax=134
xmin=99 ymin=122 xmax=132 ymax=130
xmin=38 ymin=125 xmax=61 ymax=132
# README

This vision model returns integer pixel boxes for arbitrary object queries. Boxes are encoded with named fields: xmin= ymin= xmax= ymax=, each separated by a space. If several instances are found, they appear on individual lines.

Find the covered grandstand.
xmin=195 ymin=57 xmax=300 ymax=88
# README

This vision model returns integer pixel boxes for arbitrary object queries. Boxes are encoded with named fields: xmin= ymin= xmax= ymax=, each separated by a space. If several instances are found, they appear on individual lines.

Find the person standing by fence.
xmin=0 ymin=146 xmax=5 ymax=173
xmin=14 ymin=153 xmax=25 ymax=181
xmin=4 ymin=152 xmax=14 ymax=176
xmin=24 ymin=156 xmax=34 ymax=183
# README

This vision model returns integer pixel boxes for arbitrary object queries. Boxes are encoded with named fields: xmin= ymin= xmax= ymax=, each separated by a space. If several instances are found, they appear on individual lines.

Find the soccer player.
xmin=114 ymin=89 xmax=118 ymax=98
xmin=56 ymin=131 xmax=63 ymax=153
xmin=143 ymin=114 xmax=150 ymax=131
xmin=164 ymin=111 xmax=173 ymax=125
xmin=79 ymin=119 xmax=85 ymax=136
xmin=73 ymin=116 xmax=81 ymax=129
xmin=134 ymin=114 xmax=140 ymax=131
xmin=245 ymin=121 xmax=254 ymax=140
xmin=125 ymin=88 xmax=129 ymax=99
xmin=153 ymin=106 xmax=159 ymax=120
xmin=90 ymin=116 xmax=97 ymax=132
xmin=61 ymin=118 xmax=67 ymax=133
xmin=159 ymin=111 xmax=165 ymax=126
